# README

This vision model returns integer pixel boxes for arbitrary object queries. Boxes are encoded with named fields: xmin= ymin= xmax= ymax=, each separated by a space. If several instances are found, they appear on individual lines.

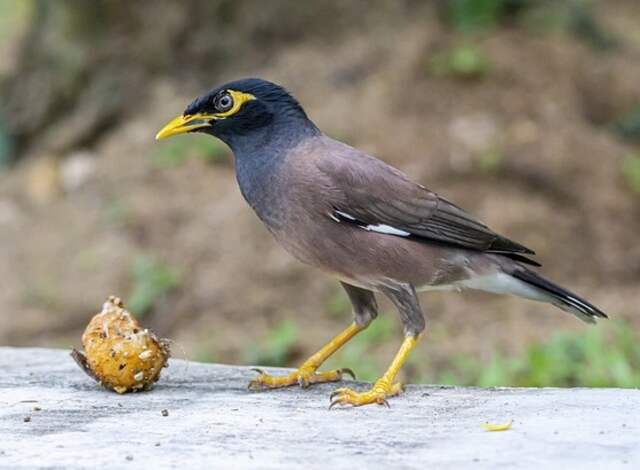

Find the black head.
xmin=156 ymin=78 xmax=317 ymax=147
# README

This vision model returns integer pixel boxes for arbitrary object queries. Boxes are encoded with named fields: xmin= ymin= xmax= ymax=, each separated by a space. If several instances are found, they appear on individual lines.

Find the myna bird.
xmin=156 ymin=78 xmax=607 ymax=407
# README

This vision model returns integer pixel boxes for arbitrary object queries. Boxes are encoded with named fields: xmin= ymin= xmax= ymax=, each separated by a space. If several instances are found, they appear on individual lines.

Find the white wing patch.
xmin=335 ymin=210 xmax=356 ymax=221
xmin=363 ymin=224 xmax=410 ymax=236
xmin=330 ymin=210 xmax=410 ymax=237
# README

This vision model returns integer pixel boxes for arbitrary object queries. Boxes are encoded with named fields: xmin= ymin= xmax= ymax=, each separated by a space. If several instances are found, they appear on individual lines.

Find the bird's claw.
xmin=248 ymin=366 xmax=355 ymax=390
xmin=338 ymin=367 xmax=356 ymax=380
xmin=329 ymin=380 xmax=403 ymax=409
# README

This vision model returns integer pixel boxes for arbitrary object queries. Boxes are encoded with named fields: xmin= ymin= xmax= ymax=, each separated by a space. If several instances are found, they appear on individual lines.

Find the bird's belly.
xmin=269 ymin=220 xmax=476 ymax=290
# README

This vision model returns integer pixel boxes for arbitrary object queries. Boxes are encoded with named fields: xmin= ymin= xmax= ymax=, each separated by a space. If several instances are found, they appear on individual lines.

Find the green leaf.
xmin=127 ymin=256 xmax=181 ymax=317
xmin=446 ymin=0 xmax=505 ymax=32
xmin=622 ymin=154 xmax=640 ymax=194
xmin=430 ymin=44 xmax=490 ymax=80
xmin=245 ymin=321 xmax=299 ymax=367
xmin=0 ymin=116 xmax=15 ymax=169
xmin=429 ymin=321 xmax=640 ymax=388
xmin=612 ymin=109 xmax=640 ymax=142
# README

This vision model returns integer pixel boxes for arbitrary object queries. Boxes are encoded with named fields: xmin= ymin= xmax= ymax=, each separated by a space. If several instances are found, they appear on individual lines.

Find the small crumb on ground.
xmin=481 ymin=419 xmax=513 ymax=432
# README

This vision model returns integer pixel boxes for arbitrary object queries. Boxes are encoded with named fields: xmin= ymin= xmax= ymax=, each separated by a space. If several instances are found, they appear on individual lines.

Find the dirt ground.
xmin=1 ymin=4 xmax=639 ymax=380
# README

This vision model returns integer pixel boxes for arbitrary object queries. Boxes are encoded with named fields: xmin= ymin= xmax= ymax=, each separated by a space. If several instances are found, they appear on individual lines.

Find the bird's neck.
xmin=226 ymin=114 xmax=319 ymax=158
xmin=231 ymin=117 xmax=319 ymax=229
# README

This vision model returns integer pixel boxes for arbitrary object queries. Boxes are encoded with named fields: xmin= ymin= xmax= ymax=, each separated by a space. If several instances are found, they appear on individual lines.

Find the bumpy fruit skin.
xmin=72 ymin=296 xmax=170 ymax=394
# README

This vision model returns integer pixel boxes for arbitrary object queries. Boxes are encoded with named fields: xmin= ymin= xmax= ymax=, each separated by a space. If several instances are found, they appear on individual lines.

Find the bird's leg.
xmin=330 ymin=283 xmax=425 ymax=408
xmin=330 ymin=334 xmax=419 ymax=408
xmin=248 ymin=322 xmax=362 ymax=389
xmin=249 ymin=282 xmax=378 ymax=390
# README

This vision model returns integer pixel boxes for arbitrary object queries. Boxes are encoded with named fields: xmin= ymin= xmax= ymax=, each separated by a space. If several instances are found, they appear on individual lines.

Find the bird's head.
xmin=156 ymin=78 xmax=316 ymax=147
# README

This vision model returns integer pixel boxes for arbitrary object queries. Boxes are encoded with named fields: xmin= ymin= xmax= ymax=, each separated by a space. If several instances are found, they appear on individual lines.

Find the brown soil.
xmin=1 ymin=4 xmax=639 ymax=380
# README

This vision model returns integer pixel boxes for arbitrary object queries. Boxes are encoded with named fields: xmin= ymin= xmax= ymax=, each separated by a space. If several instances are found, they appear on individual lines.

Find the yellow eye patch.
xmin=214 ymin=90 xmax=256 ymax=118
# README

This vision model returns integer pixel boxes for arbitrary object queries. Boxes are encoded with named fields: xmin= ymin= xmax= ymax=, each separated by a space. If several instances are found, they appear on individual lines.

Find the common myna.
xmin=156 ymin=78 xmax=606 ymax=407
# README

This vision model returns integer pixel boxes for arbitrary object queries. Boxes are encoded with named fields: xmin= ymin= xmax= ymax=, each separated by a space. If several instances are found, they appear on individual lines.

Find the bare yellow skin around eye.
xmin=214 ymin=90 xmax=256 ymax=118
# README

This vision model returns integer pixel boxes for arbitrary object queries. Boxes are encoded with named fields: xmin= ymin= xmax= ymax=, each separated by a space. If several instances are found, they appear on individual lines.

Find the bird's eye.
xmin=216 ymin=93 xmax=234 ymax=112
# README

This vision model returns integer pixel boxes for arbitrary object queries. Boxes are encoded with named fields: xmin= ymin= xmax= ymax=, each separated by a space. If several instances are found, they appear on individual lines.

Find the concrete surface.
xmin=0 ymin=347 xmax=638 ymax=469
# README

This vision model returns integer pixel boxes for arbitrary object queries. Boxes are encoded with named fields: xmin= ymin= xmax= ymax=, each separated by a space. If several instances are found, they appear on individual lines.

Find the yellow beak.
xmin=155 ymin=113 xmax=215 ymax=140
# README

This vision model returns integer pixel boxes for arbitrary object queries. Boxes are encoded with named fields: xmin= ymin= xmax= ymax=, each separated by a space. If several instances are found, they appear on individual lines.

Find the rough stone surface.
xmin=0 ymin=347 xmax=638 ymax=469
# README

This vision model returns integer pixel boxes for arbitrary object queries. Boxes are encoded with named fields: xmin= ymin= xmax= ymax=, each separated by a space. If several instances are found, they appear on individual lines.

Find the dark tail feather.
xmin=511 ymin=269 xmax=608 ymax=324
xmin=500 ymin=252 xmax=542 ymax=267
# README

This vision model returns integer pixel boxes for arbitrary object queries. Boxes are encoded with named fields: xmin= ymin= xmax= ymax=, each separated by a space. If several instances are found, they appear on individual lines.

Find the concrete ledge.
xmin=0 ymin=347 xmax=638 ymax=469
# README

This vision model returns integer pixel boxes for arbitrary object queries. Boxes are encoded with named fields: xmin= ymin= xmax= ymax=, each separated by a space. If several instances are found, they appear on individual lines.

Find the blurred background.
xmin=1 ymin=0 xmax=639 ymax=387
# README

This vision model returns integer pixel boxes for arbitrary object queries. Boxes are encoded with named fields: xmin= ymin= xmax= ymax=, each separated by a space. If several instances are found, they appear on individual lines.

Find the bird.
xmin=156 ymin=78 xmax=607 ymax=408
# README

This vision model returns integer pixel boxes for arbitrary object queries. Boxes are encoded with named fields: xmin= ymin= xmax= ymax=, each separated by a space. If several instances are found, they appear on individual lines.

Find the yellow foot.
xmin=248 ymin=366 xmax=355 ymax=390
xmin=329 ymin=379 xmax=404 ymax=408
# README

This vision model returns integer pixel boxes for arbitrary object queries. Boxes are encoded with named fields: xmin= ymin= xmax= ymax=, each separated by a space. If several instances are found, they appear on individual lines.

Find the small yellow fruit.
xmin=72 ymin=296 xmax=170 ymax=394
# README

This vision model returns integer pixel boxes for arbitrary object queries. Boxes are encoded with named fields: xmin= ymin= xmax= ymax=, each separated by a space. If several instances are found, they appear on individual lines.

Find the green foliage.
xmin=0 ymin=0 xmax=33 ymax=42
xmin=622 ymin=154 xmax=640 ymax=194
xmin=326 ymin=287 xmax=350 ymax=318
xmin=21 ymin=277 xmax=60 ymax=309
xmin=612 ymin=109 xmax=640 ymax=143
xmin=443 ymin=0 xmax=616 ymax=51
xmin=103 ymin=198 xmax=131 ymax=226
xmin=245 ymin=321 xmax=299 ymax=367
xmin=127 ymin=256 xmax=181 ymax=317
xmin=519 ymin=1 xmax=616 ymax=49
xmin=445 ymin=0 xmax=507 ymax=32
xmin=429 ymin=44 xmax=490 ymax=80
xmin=153 ymin=134 xmax=228 ymax=167
xmin=427 ymin=322 xmax=640 ymax=388
xmin=477 ymin=147 xmax=505 ymax=174
xmin=518 ymin=2 xmax=570 ymax=34
xmin=0 ymin=116 xmax=14 ymax=169
xmin=568 ymin=2 xmax=617 ymax=51
xmin=192 ymin=341 xmax=218 ymax=364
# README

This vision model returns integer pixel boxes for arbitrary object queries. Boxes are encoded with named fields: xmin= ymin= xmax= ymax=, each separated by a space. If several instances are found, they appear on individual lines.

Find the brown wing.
xmin=318 ymin=146 xmax=536 ymax=258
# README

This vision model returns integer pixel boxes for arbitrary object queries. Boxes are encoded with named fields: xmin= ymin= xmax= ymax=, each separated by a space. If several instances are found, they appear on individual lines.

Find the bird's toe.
xmin=248 ymin=366 xmax=355 ymax=390
xmin=328 ymin=380 xmax=403 ymax=409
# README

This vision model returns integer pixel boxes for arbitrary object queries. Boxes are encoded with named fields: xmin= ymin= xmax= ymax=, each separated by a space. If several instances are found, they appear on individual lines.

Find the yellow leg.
xmin=329 ymin=335 xmax=419 ymax=408
xmin=249 ymin=323 xmax=363 ymax=390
